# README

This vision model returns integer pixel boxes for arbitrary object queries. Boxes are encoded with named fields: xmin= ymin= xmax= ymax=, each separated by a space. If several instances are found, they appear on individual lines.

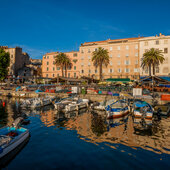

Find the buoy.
xmin=2 ymin=102 xmax=5 ymax=107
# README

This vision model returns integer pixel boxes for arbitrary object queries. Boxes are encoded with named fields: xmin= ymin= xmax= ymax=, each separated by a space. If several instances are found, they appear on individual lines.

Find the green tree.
xmin=0 ymin=48 xmax=10 ymax=80
xmin=141 ymin=48 xmax=164 ymax=76
xmin=92 ymin=47 xmax=109 ymax=80
xmin=55 ymin=52 xmax=66 ymax=77
xmin=55 ymin=52 xmax=72 ymax=77
xmin=64 ymin=57 xmax=72 ymax=78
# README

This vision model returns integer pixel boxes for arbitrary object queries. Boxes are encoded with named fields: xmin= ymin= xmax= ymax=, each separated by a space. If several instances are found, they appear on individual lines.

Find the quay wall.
xmin=0 ymin=90 xmax=167 ymax=105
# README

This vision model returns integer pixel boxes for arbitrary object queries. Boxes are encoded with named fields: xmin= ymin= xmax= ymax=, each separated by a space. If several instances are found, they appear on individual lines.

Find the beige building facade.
xmin=139 ymin=33 xmax=170 ymax=76
xmin=42 ymin=34 xmax=170 ymax=80
xmin=79 ymin=37 xmax=140 ymax=79
xmin=42 ymin=51 xmax=80 ymax=78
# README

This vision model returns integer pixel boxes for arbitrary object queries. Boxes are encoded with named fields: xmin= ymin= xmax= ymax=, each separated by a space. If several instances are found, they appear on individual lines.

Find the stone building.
xmin=139 ymin=33 xmax=170 ymax=76
xmin=0 ymin=46 xmax=30 ymax=76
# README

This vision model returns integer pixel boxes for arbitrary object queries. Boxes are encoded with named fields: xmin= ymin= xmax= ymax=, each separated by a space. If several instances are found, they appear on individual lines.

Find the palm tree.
xmin=141 ymin=48 xmax=164 ymax=76
xmin=92 ymin=47 xmax=109 ymax=80
xmin=55 ymin=52 xmax=72 ymax=77
xmin=54 ymin=52 xmax=66 ymax=77
xmin=64 ymin=57 xmax=72 ymax=78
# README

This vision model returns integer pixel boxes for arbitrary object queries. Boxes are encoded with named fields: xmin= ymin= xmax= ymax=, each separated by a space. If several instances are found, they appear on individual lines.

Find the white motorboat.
xmin=0 ymin=118 xmax=30 ymax=160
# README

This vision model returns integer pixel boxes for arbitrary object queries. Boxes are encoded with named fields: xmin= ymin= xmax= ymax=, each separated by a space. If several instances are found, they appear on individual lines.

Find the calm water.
xmin=0 ymin=97 xmax=170 ymax=170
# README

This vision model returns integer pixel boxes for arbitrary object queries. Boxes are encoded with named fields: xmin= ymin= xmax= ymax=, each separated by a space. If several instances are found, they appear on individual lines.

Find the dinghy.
xmin=106 ymin=100 xmax=130 ymax=119
xmin=132 ymin=101 xmax=153 ymax=119
xmin=0 ymin=118 xmax=30 ymax=160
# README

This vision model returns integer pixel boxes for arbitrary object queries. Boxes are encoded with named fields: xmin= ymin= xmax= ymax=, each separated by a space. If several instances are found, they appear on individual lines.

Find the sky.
xmin=0 ymin=0 xmax=170 ymax=59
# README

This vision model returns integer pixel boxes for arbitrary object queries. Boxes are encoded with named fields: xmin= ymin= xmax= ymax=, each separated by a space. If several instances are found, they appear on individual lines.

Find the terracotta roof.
xmin=82 ymin=37 xmax=142 ymax=45
xmin=45 ymin=52 xmax=58 ymax=55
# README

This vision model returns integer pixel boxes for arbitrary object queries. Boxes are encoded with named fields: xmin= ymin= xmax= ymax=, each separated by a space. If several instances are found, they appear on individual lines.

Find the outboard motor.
xmin=12 ymin=117 xmax=24 ymax=129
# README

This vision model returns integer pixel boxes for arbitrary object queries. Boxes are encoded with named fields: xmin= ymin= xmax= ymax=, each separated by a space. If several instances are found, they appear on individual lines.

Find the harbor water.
xmin=0 ymin=97 xmax=170 ymax=169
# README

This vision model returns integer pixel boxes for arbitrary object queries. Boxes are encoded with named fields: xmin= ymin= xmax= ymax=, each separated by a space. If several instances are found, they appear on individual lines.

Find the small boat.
xmin=91 ymin=99 xmax=116 ymax=111
xmin=42 ymin=96 xmax=56 ymax=106
xmin=132 ymin=101 xmax=153 ymax=119
xmin=0 ymin=118 xmax=30 ymax=160
xmin=54 ymin=97 xmax=89 ymax=112
xmin=106 ymin=100 xmax=130 ymax=119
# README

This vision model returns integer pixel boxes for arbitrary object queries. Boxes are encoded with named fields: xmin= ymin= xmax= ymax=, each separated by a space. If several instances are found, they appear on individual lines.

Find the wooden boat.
xmin=106 ymin=100 xmax=130 ymax=119
xmin=132 ymin=101 xmax=153 ymax=119
xmin=0 ymin=118 xmax=30 ymax=160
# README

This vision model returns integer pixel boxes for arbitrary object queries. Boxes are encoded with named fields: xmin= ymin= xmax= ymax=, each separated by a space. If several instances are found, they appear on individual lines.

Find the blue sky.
xmin=0 ymin=0 xmax=170 ymax=59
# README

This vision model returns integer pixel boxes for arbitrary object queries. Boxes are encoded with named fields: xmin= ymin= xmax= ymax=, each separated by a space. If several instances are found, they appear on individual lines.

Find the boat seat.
xmin=0 ymin=135 xmax=12 ymax=146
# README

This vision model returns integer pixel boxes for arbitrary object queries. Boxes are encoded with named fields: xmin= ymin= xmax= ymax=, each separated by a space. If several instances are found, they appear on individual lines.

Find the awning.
xmin=105 ymin=78 xmax=130 ymax=83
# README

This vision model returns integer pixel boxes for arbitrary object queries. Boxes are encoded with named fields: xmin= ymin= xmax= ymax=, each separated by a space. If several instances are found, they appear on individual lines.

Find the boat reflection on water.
xmin=63 ymin=109 xmax=170 ymax=154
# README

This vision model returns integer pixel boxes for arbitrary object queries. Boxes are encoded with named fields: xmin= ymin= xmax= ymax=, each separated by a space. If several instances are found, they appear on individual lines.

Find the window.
xmin=117 ymin=54 xmax=120 ymax=58
xmin=44 ymin=56 xmax=46 ymax=59
xmin=68 ymin=66 xmax=71 ymax=70
xmin=68 ymin=73 xmax=70 ymax=77
xmin=144 ymin=41 xmax=148 ymax=46
xmin=110 ymin=54 xmax=112 ymax=58
xmin=47 ymin=56 xmax=49 ymax=59
xmin=88 ymin=62 xmax=91 ymax=66
xmin=74 ymin=73 xmax=76 ymax=78
xmin=110 ymin=47 xmax=113 ymax=51
xmin=11 ymin=55 xmax=13 ymax=58
xmin=88 ymin=49 xmax=91 ymax=53
xmin=135 ymin=60 xmax=138 ymax=64
xmin=53 ymin=67 xmax=55 ymax=71
xmin=73 ymin=53 xmax=77 ymax=57
xmin=89 ymin=70 xmax=91 ymax=73
xmin=57 ymin=67 xmax=60 ymax=70
xmin=135 ymin=53 xmax=138 ymax=57
xmin=126 ymin=54 xmax=129 ymax=57
xmin=53 ymin=74 xmax=55 ymax=77
xmin=74 ymin=66 xmax=76 ymax=70
xmin=46 ymin=74 xmax=48 ymax=77
xmin=145 ymin=68 xmax=148 ymax=73
xmin=156 ymin=40 xmax=159 ymax=45
xmin=88 ymin=56 xmax=91 ymax=59
xmin=156 ymin=67 xmax=159 ymax=73
xmin=110 ymin=69 xmax=113 ymax=73
xmin=125 ymin=68 xmax=130 ymax=73
xmin=164 ymin=48 xmax=168 ymax=53
xmin=95 ymin=69 xmax=97 ymax=73
xmin=126 ymin=45 xmax=129 ymax=50
xmin=117 ymin=46 xmax=120 ymax=50
xmin=110 ymin=61 xmax=112 ymax=65
xmin=57 ymin=74 xmax=59 ymax=77
xmin=125 ymin=60 xmax=130 ymax=65
xmin=47 ymin=62 xmax=49 ymax=65
xmin=117 ymin=61 xmax=120 ymax=65
xmin=135 ymin=45 xmax=138 ymax=49
xmin=118 ymin=68 xmax=121 ymax=73
xmin=81 ymin=70 xmax=84 ymax=73
xmin=134 ymin=68 xmax=139 ymax=72
xmin=47 ymin=67 xmax=49 ymax=71
xmin=164 ymin=40 xmax=168 ymax=44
